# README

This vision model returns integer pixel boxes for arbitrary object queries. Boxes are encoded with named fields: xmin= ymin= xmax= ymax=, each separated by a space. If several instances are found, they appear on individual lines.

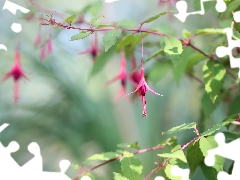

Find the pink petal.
xmin=103 ymin=75 xmax=120 ymax=87
xmin=145 ymin=81 xmax=163 ymax=96
xmin=14 ymin=80 xmax=19 ymax=103
xmin=142 ymin=96 xmax=147 ymax=117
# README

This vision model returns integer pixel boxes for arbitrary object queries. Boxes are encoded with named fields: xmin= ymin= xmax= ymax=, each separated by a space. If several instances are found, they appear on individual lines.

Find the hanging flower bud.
xmin=34 ymin=34 xmax=41 ymax=47
xmin=47 ymin=34 xmax=53 ymax=54
xmin=40 ymin=45 xmax=46 ymax=61
xmin=104 ymin=51 xmax=127 ymax=102
xmin=126 ymin=59 xmax=163 ymax=117
xmin=1 ymin=50 xmax=28 ymax=103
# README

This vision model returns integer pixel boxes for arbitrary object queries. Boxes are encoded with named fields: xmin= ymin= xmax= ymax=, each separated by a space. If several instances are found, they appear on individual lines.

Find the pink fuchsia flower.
xmin=104 ymin=52 xmax=127 ymax=102
xmin=47 ymin=35 xmax=53 ymax=54
xmin=130 ymin=55 xmax=141 ymax=87
xmin=126 ymin=59 xmax=163 ymax=117
xmin=1 ymin=50 xmax=28 ymax=103
xmin=79 ymin=36 xmax=100 ymax=62
xmin=40 ymin=45 xmax=46 ymax=61
xmin=34 ymin=34 xmax=41 ymax=47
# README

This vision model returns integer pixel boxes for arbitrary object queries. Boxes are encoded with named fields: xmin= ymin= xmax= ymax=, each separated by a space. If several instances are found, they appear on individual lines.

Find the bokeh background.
xmin=0 ymin=0 xmax=237 ymax=179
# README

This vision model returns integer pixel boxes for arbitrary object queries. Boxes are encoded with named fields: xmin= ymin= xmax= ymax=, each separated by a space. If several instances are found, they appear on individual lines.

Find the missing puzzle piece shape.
xmin=171 ymin=165 xmax=190 ymax=180
xmin=205 ymin=132 xmax=240 ymax=180
xmin=215 ymin=28 xmax=240 ymax=78
xmin=174 ymin=0 xmax=226 ymax=22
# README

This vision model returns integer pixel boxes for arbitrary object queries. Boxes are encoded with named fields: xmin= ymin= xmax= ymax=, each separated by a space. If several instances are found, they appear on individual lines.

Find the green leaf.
xmin=140 ymin=11 xmax=174 ymax=25
xmin=90 ymin=45 xmax=115 ymax=77
xmin=162 ymin=122 xmax=196 ymax=135
xmin=158 ymin=150 xmax=187 ymax=163
xmin=90 ymin=14 xmax=104 ymax=25
xmin=222 ymin=114 xmax=239 ymax=129
xmin=83 ymin=152 xmax=119 ymax=164
xmin=182 ymin=29 xmax=191 ymax=39
xmin=113 ymin=173 xmax=129 ymax=180
xmin=161 ymin=36 xmax=183 ymax=66
xmin=79 ymin=173 xmax=96 ymax=180
xmin=145 ymin=48 xmax=164 ymax=62
xmin=228 ymin=93 xmax=240 ymax=115
xmin=65 ymin=15 xmax=76 ymax=25
xmin=203 ymin=61 xmax=226 ymax=103
xmin=187 ymin=140 xmax=204 ymax=176
xmin=173 ymin=47 xmax=192 ymax=82
xmin=103 ymin=29 xmax=122 ymax=52
xmin=70 ymin=31 xmax=91 ymax=41
xmin=201 ymin=124 xmax=222 ymax=137
xmin=201 ymin=92 xmax=220 ymax=117
xmin=222 ymin=131 xmax=240 ymax=142
xmin=200 ymin=161 xmax=218 ymax=180
xmin=120 ymin=153 xmax=143 ymax=180
xmin=148 ymin=61 xmax=171 ymax=85
xmin=199 ymin=136 xmax=225 ymax=171
xmin=117 ymin=19 xmax=137 ymax=28
xmin=196 ymin=28 xmax=225 ymax=35
xmin=116 ymin=34 xmax=136 ymax=51
xmin=96 ymin=23 xmax=113 ymax=28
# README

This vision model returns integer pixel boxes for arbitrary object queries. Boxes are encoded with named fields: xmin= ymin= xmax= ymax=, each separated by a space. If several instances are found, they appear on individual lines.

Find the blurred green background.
xmin=0 ymin=0 xmax=235 ymax=179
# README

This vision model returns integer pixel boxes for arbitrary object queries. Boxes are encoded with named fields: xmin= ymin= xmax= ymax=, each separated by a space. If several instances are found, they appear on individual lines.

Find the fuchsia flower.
xmin=1 ymin=50 xmax=28 ymax=103
xmin=126 ymin=59 xmax=163 ymax=117
xmin=47 ymin=35 xmax=53 ymax=54
xmin=130 ymin=55 xmax=141 ymax=87
xmin=104 ymin=52 xmax=127 ymax=102
xmin=79 ymin=36 xmax=100 ymax=62
xmin=40 ymin=45 xmax=46 ymax=61
xmin=34 ymin=34 xmax=41 ymax=47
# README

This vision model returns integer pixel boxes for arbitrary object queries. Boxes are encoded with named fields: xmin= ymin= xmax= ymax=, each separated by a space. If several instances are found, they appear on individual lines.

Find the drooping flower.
xmin=40 ymin=45 xmax=46 ymax=61
xmin=34 ymin=34 xmax=41 ymax=47
xmin=130 ymin=55 xmax=141 ymax=87
xmin=126 ymin=59 xmax=163 ymax=117
xmin=1 ymin=50 xmax=28 ymax=103
xmin=47 ymin=35 xmax=53 ymax=54
xmin=79 ymin=36 xmax=100 ymax=62
xmin=104 ymin=52 xmax=127 ymax=102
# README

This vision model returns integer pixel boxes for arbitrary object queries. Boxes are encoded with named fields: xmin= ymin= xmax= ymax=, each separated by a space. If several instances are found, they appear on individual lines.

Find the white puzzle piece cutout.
xmin=171 ymin=165 xmax=190 ymax=180
xmin=215 ymin=28 xmax=240 ymax=78
xmin=154 ymin=176 xmax=165 ymax=180
xmin=0 ymin=123 xmax=72 ymax=180
xmin=205 ymin=132 xmax=240 ymax=180
xmin=174 ymin=0 xmax=226 ymax=22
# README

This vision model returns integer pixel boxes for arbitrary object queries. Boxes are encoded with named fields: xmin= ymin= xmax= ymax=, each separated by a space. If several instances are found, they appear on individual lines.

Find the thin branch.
xmin=72 ymin=145 xmax=164 ymax=180
xmin=144 ymin=136 xmax=199 ymax=180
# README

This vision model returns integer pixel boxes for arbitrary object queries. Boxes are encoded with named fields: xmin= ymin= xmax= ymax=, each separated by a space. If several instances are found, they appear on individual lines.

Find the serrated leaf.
xmin=70 ymin=31 xmax=91 ymax=41
xmin=103 ymin=29 xmax=122 ymax=52
xmin=200 ymin=161 xmax=218 ymax=180
xmin=65 ymin=15 xmax=76 ymax=25
xmin=117 ymin=19 xmax=137 ymax=28
xmin=182 ymin=29 xmax=191 ymax=39
xmin=140 ymin=11 xmax=174 ymax=25
xmin=113 ymin=173 xmax=129 ymax=180
xmin=116 ymin=34 xmax=136 ymax=51
xmin=199 ymin=136 xmax=225 ymax=172
xmin=201 ymin=124 xmax=222 ymax=137
xmin=162 ymin=122 xmax=196 ymax=135
xmin=96 ymin=23 xmax=113 ymax=28
xmin=148 ymin=61 xmax=171 ymax=85
xmin=201 ymin=92 xmax=220 ymax=117
xmin=161 ymin=36 xmax=183 ymax=66
xmin=172 ymin=47 xmax=192 ymax=83
xmin=203 ymin=61 xmax=226 ymax=103
xmin=222 ymin=131 xmax=240 ymax=142
xmin=90 ymin=46 xmax=115 ymax=77
xmin=159 ymin=136 xmax=178 ymax=146
xmin=145 ymin=48 xmax=164 ymax=62
xmin=83 ymin=152 xmax=119 ymax=164
xmin=90 ymin=14 xmax=104 ymax=25
xmin=158 ymin=150 xmax=187 ymax=163
xmin=222 ymin=114 xmax=239 ymax=129
xmin=120 ymin=154 xmax=143 ymax=180
xmin=196 ymin=28 xmax=225 ymax=35
xmin=187 ymin=140 xmax=204 ymax=175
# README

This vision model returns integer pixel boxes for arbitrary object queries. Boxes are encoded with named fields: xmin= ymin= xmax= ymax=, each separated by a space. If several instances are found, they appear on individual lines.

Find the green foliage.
xmin=158 ymin=150 xmax=187 ymax=163
xmin=120 ymin=152 xmax=143 ymax=180
xmin=160 ymin=36 xmax=183 ymax=66
xmin=84 ymin=152 xmax=120 ymax=164
xmin=70 ymin=31 xmax=91 ymax=41
xmin=117 ymin=142 xmax=140 ymax=150
xmin=79 ymin=173 xmax=96 ymax=180
xmin=117 ymin=19 xmax=137 ymax=29
xmin=140 ymin=11 xmax=174 ymax=25
xmin=103 ymin=29 xmax=122 ymax=51
xmin=90 ymin=46 xmax=115 ymax=77
xmin=196 ymin=28 xmax=225 ymax=35
xmin=187 ymin=140 xmax=204 ymax=176
xmin=162 ymin=122 xmax=196 ymax=135
xmin=65 ymin=15 xmax=76 ymax=25
xmin=182 ymin=29 xmax=191 ymax=39
xmin=90 ymin=14 xmax=105 ymax=26
xmin=203 ymin=61 xmax=226 ymax=103
xmin=113 ymin=173 xmax=129 ymax=180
